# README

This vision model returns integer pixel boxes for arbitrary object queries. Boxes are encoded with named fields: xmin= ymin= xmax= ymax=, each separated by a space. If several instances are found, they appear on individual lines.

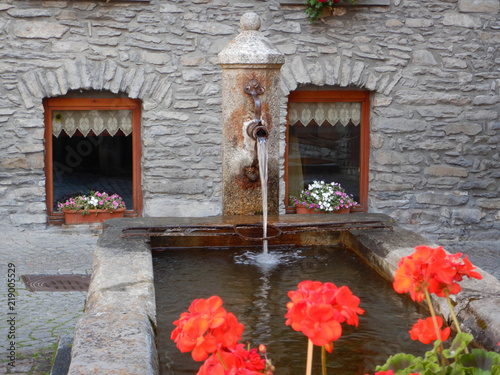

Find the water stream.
xmin=257 ymin=136 xmax=268 ymax=255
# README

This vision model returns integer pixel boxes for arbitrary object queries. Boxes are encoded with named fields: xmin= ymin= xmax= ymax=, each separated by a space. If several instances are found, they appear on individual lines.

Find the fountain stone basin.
xmin=67 ymin=214 xmax=500 ymax=375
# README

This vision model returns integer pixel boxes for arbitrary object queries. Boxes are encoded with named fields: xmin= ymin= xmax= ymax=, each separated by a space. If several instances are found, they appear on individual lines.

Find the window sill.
xmin=280 ymin=0 xmax=389 ymax=5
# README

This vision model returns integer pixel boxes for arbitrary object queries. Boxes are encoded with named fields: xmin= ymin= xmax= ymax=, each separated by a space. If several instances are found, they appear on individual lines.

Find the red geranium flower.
xmin=409 ymin=316 xmax=451 ymax=344
xmin=212 ymin=312 xmax=244 ymax=349
xmin=197 ymin=344 xmax=269 ymax=375
xmin=393 ymin=246 xmax=482 ymax=302
xmin=285 ymin=280 xmax=363 ymax=352
xmin=172 ymin=296 xmax=244 ymax=361
xmin=300 ymin=304 xmax=342 ymax=349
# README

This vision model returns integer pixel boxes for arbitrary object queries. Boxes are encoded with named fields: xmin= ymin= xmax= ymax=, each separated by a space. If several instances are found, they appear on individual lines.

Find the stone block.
xmin=443 ymin=123 xmax=482 ymax=136
xmin=182 ymin=70 xmax=203 ymax=82
xmin=13 ymin=21 xmax=69 ymax=39
xmin=451 ymin=208 xmax=483 ymax=224
xmin=424 ymin=165 xmax=468 ymax=177
xmin=443 ymin=57 xmax=467 ymax=69
xmin=415 ymin=191 xmax=469 ymax=206
xmin=405 ymin=18 xmax=434 ymax=28
xmin=372 ymin=150 xmax=406 ymax=165
xmin=477 ymin=198 xmax=500 ymax=209
xmin=412 ymin=50 xmax=438 ymax=66
xmin=145 ymin=199 xmax=221 ymax=217
xmin=372 ymin=118 xmax=427 ymax=133
xmin=291 ymin=56 xmax=310 ymax=85
xmin=147 ymin=179 xmax=207 ymax=194
xmin=1 ymin=157 xmax=29 ymax=169
xmin=466 ymin=110 xmax=498 ymax=121
xmin=458 ymin=0 xmax=500 ymax=13
xmin=8 ymin=9 xmax=52 ymax=18
xmin=185 ymin=21 xmax=234 ymax=36
xmin=442 ymin=13 xmax=482 ymax=28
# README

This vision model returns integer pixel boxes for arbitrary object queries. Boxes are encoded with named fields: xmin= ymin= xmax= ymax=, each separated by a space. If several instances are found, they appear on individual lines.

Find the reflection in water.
xmin=154 ymin=245 xmax=429 ymax=375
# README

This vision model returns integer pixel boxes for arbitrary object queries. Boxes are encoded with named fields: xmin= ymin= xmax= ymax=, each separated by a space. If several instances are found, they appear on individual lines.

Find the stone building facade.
xmin=0 ymin=0 xmax=499 ymax=241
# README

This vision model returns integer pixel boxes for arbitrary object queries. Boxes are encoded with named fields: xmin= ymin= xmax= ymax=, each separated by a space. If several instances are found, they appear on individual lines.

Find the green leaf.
xmin=376 ymin=353 xmax=419 ymax=372
xmin=457 ymin=349 xmax=500 ymax=373
xmin=443 ymin=332 xmax=474 ymax=359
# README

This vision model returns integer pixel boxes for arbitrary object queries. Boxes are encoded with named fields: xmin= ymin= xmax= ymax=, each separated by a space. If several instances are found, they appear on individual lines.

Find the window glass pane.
xmin=288 ymin=101 xmax=361 ymax=202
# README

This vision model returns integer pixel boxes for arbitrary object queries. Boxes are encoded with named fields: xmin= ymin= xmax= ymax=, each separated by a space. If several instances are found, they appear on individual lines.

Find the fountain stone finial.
xmin=240 ymin=12 xmax=261 ymax=31
xmin=218 ymin=13 xmax=284 ymax=67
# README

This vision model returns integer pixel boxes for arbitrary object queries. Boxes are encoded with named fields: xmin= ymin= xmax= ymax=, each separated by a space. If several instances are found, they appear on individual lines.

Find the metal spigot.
xmin=244 ymin=79 xmax=269 ymax=140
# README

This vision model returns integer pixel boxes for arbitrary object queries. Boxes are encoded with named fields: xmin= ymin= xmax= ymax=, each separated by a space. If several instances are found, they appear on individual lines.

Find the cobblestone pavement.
xmin=0 ymin=225 xmax=99 ymax=375
xmin=0 ymin=224 xmax=498 ymax=375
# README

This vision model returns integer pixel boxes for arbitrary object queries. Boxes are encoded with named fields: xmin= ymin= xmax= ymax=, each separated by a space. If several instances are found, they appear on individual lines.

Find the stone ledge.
xmin=85 ymin=244 xmax=156 ymax=319
xmin=68 ymin=222 xmax=158 ymax=375
xmin=68 ymin=312 xmax=158 ymax=375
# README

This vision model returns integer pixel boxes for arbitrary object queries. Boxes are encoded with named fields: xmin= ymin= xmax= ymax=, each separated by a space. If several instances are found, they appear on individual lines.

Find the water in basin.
xmin=154 ymin=244 xmax=429 ymax=375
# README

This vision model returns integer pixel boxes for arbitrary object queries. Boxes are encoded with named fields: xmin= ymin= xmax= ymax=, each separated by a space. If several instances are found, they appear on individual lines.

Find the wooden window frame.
xmin=44 ymin=98 xmax=143 ymax=225
xmin=285 ymin=90 xmax=370 ymax=213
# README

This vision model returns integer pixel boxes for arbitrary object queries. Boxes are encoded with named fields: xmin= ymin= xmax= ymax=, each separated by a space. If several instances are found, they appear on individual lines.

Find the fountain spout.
xmin=247 ymin=120 xmax=269 ymax=140
xmin=244 ymin=78 xmax=269 ymax=141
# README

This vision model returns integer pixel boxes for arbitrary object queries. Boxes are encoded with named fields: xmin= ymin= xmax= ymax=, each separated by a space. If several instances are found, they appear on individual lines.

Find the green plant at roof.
xmin=305 ymin=0 xmax=356 ymax=23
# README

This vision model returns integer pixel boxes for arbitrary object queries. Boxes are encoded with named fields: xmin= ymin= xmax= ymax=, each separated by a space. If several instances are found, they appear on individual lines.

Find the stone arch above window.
xmin=280 ymin=55 xmax=402 ymax=97
xmin=16 ymin=58 xmax=172 ymax=109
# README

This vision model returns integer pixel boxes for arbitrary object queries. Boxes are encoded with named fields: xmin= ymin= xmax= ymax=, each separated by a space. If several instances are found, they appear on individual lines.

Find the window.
xmin=286 ymin=91 xmax=370 ymax=212
xmin=44 ymin=98 xmax=142 ymax=224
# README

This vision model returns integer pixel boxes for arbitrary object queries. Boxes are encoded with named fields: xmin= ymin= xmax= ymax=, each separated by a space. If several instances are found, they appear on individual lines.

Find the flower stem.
xmin=306 ymin=339 xmax=313 ymax=375
xmin=444 ymin=291 xmax=461 ymax=333
xmin=321 ymin=345 xmax=327 ymax=375
xmin=216 ymin=350 xmax=228 ymax=371
xmin=425 ymin=289 xmax=442 ymax=341
xmin=445 ymin=291 xmax=469 ymax=354
xmin=424 ymin=289 xmax=446 ymax=375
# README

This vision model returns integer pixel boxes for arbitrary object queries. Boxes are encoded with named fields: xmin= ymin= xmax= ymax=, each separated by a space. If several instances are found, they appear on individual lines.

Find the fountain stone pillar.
xmin=218 ymin=13 xmax=285 ymax=215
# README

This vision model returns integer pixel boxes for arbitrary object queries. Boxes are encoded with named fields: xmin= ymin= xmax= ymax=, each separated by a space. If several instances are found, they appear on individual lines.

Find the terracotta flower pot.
xmin=333 ymin=207 xmax=350 ymax=214
xmin=62 ymin=208 xmax=126 ymax=224
xmin=295 ymin=204 xmax=352 ymax=214
xmin=295 ymin=205 xmax=320 ymax=214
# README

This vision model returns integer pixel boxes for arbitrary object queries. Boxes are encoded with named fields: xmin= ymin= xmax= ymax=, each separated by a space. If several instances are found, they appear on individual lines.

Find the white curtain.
xmin=52 ymin=110 xmax=133 ymax=137
xmin=288 ymin=102 xmax=361 ymax=127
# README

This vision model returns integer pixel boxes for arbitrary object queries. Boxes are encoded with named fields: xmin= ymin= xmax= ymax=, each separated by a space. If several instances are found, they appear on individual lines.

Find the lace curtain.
xmin=288 ymin=102 xmax=361 ymax=127
xmin=52 ymin=110 xmax=133 ymax=137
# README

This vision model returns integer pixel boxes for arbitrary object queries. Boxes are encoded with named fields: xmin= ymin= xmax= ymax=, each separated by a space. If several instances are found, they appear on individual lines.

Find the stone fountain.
xmin=218 ymin=12 xmax=284 ymax=216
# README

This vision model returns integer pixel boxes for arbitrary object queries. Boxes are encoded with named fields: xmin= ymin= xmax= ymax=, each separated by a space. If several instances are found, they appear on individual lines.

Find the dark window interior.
xmin=52 ymin=130 xmax=133 ymax=210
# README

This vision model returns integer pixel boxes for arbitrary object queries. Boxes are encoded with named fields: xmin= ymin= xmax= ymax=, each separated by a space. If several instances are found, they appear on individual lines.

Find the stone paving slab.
xmin=0 ymin=225 xmax=98 ymax=375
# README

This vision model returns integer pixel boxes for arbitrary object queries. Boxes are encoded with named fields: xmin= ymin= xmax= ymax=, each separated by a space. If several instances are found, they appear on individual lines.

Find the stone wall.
xmin=0 ymin=0 xmax=499 ymax=241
